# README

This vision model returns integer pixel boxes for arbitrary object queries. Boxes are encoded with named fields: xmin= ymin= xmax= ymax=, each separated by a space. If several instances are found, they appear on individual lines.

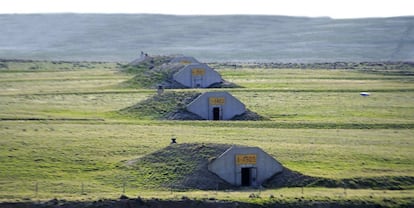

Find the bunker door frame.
xmin=192 ymin=75 xmax=203 ymax=88
xmin=240 ymin=167 xmax=257 ymax=187
xmin=211 ymin=106 xmax=222 ymax=120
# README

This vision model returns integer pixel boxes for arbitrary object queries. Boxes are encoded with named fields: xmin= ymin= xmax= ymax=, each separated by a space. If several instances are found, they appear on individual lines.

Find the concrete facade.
xmin=169 ymin=56 xmax=200 ymax=65
xmin=208 ymin=146 xmax=283 ymax=187
xmin=186 ymin=92 xmax=246 ymax=120
xmin=173 ymin=63 xmax=222 ymax=88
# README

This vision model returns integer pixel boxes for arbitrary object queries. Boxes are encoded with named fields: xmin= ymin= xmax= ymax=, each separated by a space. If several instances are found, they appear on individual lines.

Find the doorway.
xmin=192 ymin=77 xmax=202 ymax=88
xmin=212 ymin=107 xmax=220 ymax=120
xmin=241 ymin=168 xmax=251 ymax=186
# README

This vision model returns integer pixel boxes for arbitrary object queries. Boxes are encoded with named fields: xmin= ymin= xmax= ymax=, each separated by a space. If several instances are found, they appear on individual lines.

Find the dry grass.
xmin=0 ymin=61 xmax=413 ymax=204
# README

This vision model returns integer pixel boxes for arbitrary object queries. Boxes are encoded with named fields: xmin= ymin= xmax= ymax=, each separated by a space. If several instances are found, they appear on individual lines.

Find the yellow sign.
xmin=192 ymin=68 xmax=205 ymax=76
xmin=209 ymin=97 xmax=225 ymax=105
xmin=236 ymin=154 xmax=257 ymax=165
xmin=180 ymin=60 xmax=191 ymax=64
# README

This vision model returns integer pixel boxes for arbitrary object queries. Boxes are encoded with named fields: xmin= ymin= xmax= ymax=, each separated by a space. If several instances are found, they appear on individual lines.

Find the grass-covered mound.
xmin=119 ymin=91 xmax=202 ymax=120
xmin=119 ymin=91 xmax=265 ymax=120
xmin=126 ymin=143 xmax=414 ymax=191
xmin=264 ymin=168 xmax=414 ymax=190
xmin=120 ymin=55 xmax=240 ymax=88
xmin=126 ymin=143 xmax=234 ymax=190
xmin=122 ymin=55 xmax=174 ymax=74
xmin=120 ymin=55 xmax=186 ymax=88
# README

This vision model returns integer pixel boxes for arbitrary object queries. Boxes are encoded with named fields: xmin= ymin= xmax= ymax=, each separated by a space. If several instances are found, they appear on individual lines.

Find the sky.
xmin=1 ymin=0 xmax=413 ymax=19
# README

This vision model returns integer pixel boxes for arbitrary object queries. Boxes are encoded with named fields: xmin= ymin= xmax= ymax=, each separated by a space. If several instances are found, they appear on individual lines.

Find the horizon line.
xmin=0 ymin=12 xmax=413 ymax=20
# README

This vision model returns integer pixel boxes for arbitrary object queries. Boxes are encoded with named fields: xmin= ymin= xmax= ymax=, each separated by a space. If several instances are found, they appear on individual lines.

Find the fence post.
xmin=35 ymin=182 xmax=38 ymax=197
xmin=81 ymin=182 xmax=85 ymax=195
xmin=122 ymin=180 xmax=126 ymax=194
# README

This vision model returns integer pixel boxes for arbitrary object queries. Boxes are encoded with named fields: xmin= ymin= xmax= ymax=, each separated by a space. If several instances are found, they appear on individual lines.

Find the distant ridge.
xmin=0 ymin=14 xmax=413 ymax=62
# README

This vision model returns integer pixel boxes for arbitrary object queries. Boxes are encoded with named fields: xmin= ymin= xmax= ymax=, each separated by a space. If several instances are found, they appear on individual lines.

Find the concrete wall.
xmin=169 ymin=56 xmax=199 ymax=65
xmin=208 ymin=146 xmax=283 ymax=186
xmin=186 ymin=92 xmax=246 ymax=120
xmin=173 ymin=63 xmax=222 ymax=88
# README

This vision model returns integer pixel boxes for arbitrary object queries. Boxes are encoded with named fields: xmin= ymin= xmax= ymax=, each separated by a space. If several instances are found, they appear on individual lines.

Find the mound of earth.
xmin=264 ymin=168 xmax=414 ymax=190
xmin=126 ymin=143 xmax=414 ymax=191
xmin=126 ymin=143 xmax=324 ymax=190
xmin=127 ymin=143 xmax=235 ymax=190
xmin=124 ymin=55 xmax=175 ymax=72
xmin=232 ymin=110 xmax=267 ymax=121
xmin=119 ymin=91 xmax=265 ymax=120
xmin=120 ymin=55 xmax=240 ymax=88
xmin=120 ymin=55 xmax=186 ymax=88
xmin=119 ymin=91 xmax=202 ymax=119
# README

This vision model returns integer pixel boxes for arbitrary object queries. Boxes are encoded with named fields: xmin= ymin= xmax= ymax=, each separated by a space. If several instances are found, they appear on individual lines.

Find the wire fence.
xmin=4 ymin=180 xmax=355 ymax=201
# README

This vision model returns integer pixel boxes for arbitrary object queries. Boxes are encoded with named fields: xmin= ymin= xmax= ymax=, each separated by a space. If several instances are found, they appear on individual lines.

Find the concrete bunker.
xmin=186 ymin=91 xmax=246 ymax=120
xmin=173 ymin=63 xmax=222 ymax=88
xmin=208 ymin=146 xmax=283 ymax=187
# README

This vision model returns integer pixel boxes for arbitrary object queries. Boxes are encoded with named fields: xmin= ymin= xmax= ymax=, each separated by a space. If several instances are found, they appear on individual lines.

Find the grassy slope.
xmin=119 ymin=91 xmax=202 ymax=119
xmin=0 ymin=61 xmax=413 ymax=206
xmin=120 ymin=55 xmax=179 ymax=88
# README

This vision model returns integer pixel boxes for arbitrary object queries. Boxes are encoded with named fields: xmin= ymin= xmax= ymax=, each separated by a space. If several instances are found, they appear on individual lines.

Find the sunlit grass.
xmin=0 ymin=61 xmax=413 ymax=204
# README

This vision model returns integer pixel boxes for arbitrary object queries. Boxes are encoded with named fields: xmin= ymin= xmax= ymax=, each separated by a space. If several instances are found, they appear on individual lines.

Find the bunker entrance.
xmin=241 ymin=168 xmax=252 ymax=186
xmin=193 ymin=77 xmax=202 ymax=88
xmin=213 ymin=107 xmax=220 ymax=120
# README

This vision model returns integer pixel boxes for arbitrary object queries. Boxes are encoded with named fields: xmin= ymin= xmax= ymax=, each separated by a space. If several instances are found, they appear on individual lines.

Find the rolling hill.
xmin=0 ymin=14 xmax=413 ymax=62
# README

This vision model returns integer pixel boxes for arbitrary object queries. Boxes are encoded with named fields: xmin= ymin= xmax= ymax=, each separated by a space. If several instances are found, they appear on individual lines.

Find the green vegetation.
xmin=0 ymin=60 xmax=413 ymax=206
xmin=119 ymin=91 xmax=201 ymax=119
xmin=121 ymin=55 xmax=173 ymax=74
xmin=126 ymin=143 xmax=233 ymax=190
xmin=119 ymin=55 xmax=181 ymax=88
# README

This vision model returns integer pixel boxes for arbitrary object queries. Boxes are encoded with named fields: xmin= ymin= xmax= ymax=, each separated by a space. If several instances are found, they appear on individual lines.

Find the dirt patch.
xmin=2 ymin=197 xmax=406 ymax=208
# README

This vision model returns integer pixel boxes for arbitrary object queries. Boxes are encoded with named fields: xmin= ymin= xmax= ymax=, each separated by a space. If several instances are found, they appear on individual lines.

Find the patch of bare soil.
xmin=1 ymin=197 xmax=405 ymax=208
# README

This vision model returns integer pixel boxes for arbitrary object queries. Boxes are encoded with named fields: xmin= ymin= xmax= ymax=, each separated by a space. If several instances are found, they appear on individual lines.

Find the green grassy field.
xmin=0 ymin=60 xmax=413 ymax=206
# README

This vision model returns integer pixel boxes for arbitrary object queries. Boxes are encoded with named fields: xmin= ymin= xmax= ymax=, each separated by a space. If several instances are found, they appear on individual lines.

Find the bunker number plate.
xmin=209 ymin=97 xmax=225 ymax=105
xmin=236 ymin=154 xmax=257 ymax=165
xmin=180 ymin=60 xmax=192 ymax=64
xmin=192 ymin=68 xmax=205 ymax=76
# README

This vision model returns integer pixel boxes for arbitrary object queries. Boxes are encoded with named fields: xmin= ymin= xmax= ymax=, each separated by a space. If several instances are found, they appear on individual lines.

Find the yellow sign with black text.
xmin=192 ymin=68 xmax=205 ymax=76
xmin=209 ymin=97 xmax=225 ymax=105
xmin=236 ymin=154 xmax=257 ymax=165
xmin=180 ymin=60 xmax=191 ymax=64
